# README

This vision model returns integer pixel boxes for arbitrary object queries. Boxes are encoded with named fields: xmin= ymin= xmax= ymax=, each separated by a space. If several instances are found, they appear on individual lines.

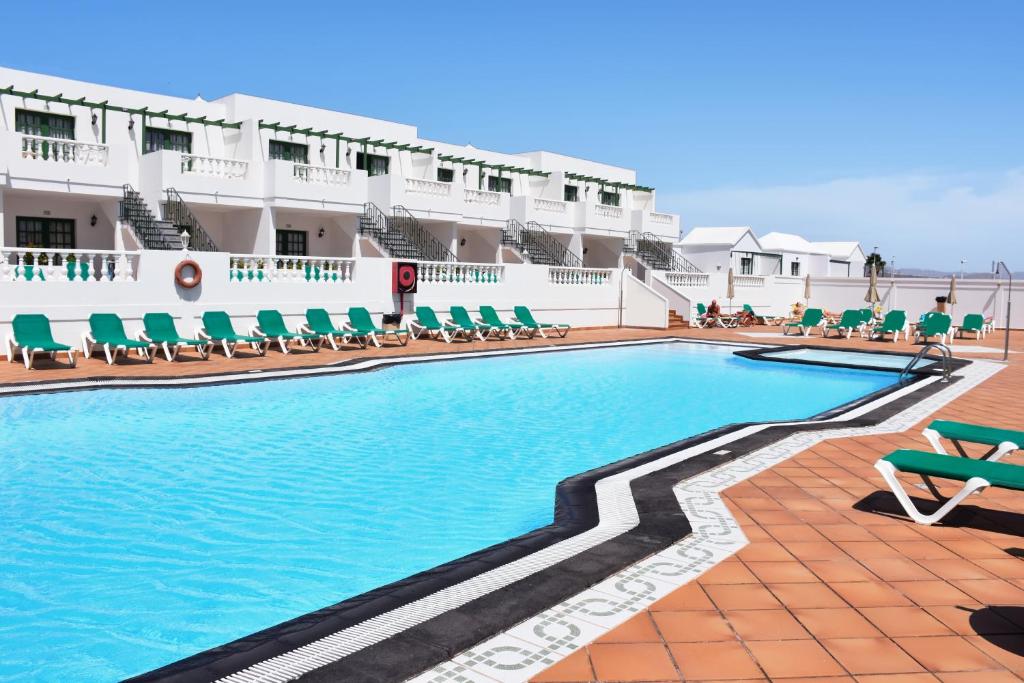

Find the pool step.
xmin=668 ymin=309 xmax=689 ymax=329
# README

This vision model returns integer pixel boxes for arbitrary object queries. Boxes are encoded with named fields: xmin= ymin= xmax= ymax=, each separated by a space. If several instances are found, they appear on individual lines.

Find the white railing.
xmin=21 ymin=135 xmax=109 ymax=166
xmin=405 ymin=178 xmax=452 ymax=197
xmin=533 ymin=198 xmax=567 ymax=214
xmin=650 ymin=212 xmax=674 ymax=224
xmin=0 ymin=248 xmax=139 ymax=282
xmin=181 ymin=154 xmax=249 ymax=179
xmin=416 ymin=261 xmax=504 ymax=284
xmin=665 ymin=272 xmax=710 ymax=288
xmin=229 ymin=255 xmax=355 ymax=283
xmin=464 ymin=188 xmax=502 ymax=206
xmin=734 ymin=275 xmax=766 ymax=287
xmin=294 ymin=164 xmax=350 ymax=185
xmin=595 ymin=203 xmax=624 ymax=219
xmin=549 ymin=267 xmax=612 ymax=285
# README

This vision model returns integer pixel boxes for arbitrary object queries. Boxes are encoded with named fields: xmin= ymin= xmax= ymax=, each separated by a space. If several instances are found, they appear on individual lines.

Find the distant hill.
xmin=894 ymin=268 xmax=1024 ymax=279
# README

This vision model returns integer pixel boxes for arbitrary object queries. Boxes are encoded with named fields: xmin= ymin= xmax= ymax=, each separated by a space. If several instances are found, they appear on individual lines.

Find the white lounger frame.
xmin=81 ymin=332 xmax=154 ymax=365
xmin=922 ymin=427 xmax=1018 ymax=462
xmin=408 ymin=321 xmax=468 ymax=344
xmin=342 ymin=324 xmax=408 ymax=348
xmin=195 ymin=328 xmax=271 ymax=358
xmin=874 ymin=458 xmax=991 ymax=525
xmin=249 ymin=325 xmax=322 ymax=355
xmin=513 ymin=317 xmax=570 ymax=338
xmin=5 ymin=335 xmax=78 ymax=369
xmin=137 ymin=331 xmax=213 ymax=362
xmin=296 ymin=323 xmax=368 ymax=351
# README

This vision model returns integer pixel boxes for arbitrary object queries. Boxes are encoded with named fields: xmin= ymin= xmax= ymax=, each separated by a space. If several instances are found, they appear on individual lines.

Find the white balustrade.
xmin=293 ymin=164 xmax=350 ymax=185
xmin=20 ymin=135 xmax=109 ymax=166
xmin=533 ymin=198 xmax=567 ymax=214
xmin=650 ymin=212 xmax=674 ymax=224
xmin=734 ymin=275 xmax=766 ymax=287
xmin=595 ymin=203 xmax=624 ymax=219
xmin=228 ymin=255 xmax=356 ymax=284
xmin=665 ymin=272 xmax=710 ymax=288
xmin=548 ymin=267 xmax=612 ymax=285
xmin=416 ymin=261 xmax=504 ymax=285
xmin=0 ymin=248 xmax=138 ymax=282
xmin=181 ymin=154 xmax=249 ymax=179
xmin=464 ymin=188 xmax=502 ymax=206
xmin=405 ymin=178 xmax=452 ymax=197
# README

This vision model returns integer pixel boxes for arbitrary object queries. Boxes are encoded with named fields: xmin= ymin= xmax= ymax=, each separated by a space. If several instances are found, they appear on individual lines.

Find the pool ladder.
xmin=899 ymin=343 xmax=952 ymax=384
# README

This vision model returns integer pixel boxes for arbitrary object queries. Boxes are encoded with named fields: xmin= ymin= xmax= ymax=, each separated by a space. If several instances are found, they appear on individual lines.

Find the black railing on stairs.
xmin=391 ymin=205 xmax=458 ymax=262
xmin=503 ymin=219 xmax=583 ymax=268
xmin=624 ymin=231 xmax=700 ymax=273
xmin=119 ymin=184 xmax=178 ymax=250
xmin=164 ymin=188 xmax=219 ymax=252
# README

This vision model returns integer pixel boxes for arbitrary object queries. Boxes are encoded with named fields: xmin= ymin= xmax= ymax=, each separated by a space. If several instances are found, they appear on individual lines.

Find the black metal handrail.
xmin=391 ymin=205 xmax=457 ymax=262
xmin=119 ymin=184 xmax=168 ymax=250
xmin=522 ymin=220 xmax=582 ymax=268
xmin=359 ymin=202 xmax=390 ymax=243
xmin=624 ymin=230 xmax=700 ymax=273
xmin=164 ymin=188 xmax=219 ymax=252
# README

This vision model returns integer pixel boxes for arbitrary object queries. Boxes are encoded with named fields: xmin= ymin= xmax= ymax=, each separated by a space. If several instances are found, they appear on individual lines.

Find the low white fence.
xmin=405 ymin=178 xmax=452 ymax=197
xmin=293 ymin=164 xmax=350 ymax=185
xmin=21 ymin=135 xmax=110 ymax=166
xmin=0 ymin=248 xmax=139 ymax=282
xmin=549 ymin=267 xmax=612 ymax=285
xmin=464 ymin=188 xmax=502 ymax=206
xmin=665 ymin=272 xmax=709 ymax=288
xmin=228 ymin=255 xmax=356 ymax=283
xmin=417 ymin=261 xmax=503 ymax=284
xmin=181 ymin=154 xmax=249 ymax=179
xmin=734 ymin=275 xmax=765 ymax=287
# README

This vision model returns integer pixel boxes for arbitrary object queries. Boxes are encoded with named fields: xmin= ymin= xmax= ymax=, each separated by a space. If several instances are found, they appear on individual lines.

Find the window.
xmin=269 ymin=140 xmax=309 ymax=164
xmin=563 ymin=185 xmax=579 ymax=202
xmin=740 ymin=256 xmax=754 ymax=275
xmin=356 ymin=152 xmax=389 ymax=176
xmin=276 ymin=229 xmax=308 ymax=256
xmin=598 ymin=190 xmax=620 ymax=207
xmin=16 ymin=217 xmax=75 ymax=249
xmin=487 ymin=176 xmax=512 ymax=194
xmin=436 ymin=167 xmax=454 ymax=183
xmin=16 ymin=109 xmax=75 ymax=139
xmin=144 ymin=127 xmax=192 ymax=154
xmin=790 ymin=261 xmax=800 ymax=277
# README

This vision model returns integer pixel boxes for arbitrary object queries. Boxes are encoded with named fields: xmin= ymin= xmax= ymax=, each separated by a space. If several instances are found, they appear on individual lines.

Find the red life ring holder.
xmin=174 ymin=259 xmax=203 ymax=289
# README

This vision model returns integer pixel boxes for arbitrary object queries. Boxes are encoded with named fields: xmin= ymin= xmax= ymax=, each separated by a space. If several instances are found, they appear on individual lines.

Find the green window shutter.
xmin=599 ymin=190 xmax=620 ymax=207
xmin=144 ymin=127 xmax=193 ymax=154
xmin=276 ymin=229 xmax=308 ymax=256
xmin=563 ymin=185 xmax=578 ymax=202
xmin=269 ymin=140 xmax=309 ymax=164
xmin=437 ymin=168 xmax=454 ymax=183
xmin=16 ymin=217 xmax=76 ymax=249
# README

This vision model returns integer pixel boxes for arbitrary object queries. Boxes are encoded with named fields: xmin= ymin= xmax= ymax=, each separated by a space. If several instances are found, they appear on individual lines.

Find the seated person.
xmin=705 ymin=299 xmax=722 ymax=325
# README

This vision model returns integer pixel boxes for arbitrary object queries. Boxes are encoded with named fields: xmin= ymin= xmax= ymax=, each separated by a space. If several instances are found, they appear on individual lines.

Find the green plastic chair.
xmin=915 ymin=313 xmax=952 ymax=344
xmin=825 ymin=309 xmax=864 ymax=339
xmin=782 ymin=308 xmax=824 ymax=336
xmin=479 ymin=305 xmax=530 ymax=339
xmin=301 ymin=308 xmax=368 ymax=350
xmin=84 ymin=313 xmax=154 ymax=364
xmin=957 ymin=314 xmax=985 ymax=340
xmin=513 ymin=306 xmax=570 ymax=338
xmin=141 ymin=313 xmax=212 ymax=361
xmin=449 ymin=306 xmax=496 ymax=341
xmin=410 ymin=306 xmax=469 ymax=343
xmin=347 ymin=307 xmax=408 ymax=347
xmin=874 ymin=310 xmax=907 ymax=342
xmin=200 ymin=311 xmax=270 ymax=358
xmin=6 ymin=314 xmax=77 ymax=369
xmin=255 ymin=310 xmax=322 ymax=354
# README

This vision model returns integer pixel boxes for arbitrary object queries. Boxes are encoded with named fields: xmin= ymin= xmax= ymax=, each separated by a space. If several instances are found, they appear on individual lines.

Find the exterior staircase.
xmin=119 ymin=185 xmax=219 ymax=251
xmin=501 ymin=219 xmax=582 ymax=267
xmin=161 ymin=188 xmax=219 ymax=252
xmin=624 ymin=231 xmax=700 ymax=273
xmin=358 ymin=203 xmax=457 ymax=262
xmin=668 ymin=309 xmax=689 ymax=329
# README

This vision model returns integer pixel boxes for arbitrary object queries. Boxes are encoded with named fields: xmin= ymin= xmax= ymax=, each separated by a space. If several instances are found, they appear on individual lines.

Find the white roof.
xmin=681 ymin=227 xmax=755 ymax=247
xmin=812 ymin=241 xmax=864 ymax=260
xmin=759 ymin=232 xmax=819 ymax=254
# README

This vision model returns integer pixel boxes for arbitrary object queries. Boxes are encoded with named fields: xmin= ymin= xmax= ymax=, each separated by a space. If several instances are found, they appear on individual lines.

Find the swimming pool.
xmin=0 ymin=342 xmax=896 ymax=681
xmin=763 ymin=347 xmax=933 ymax=369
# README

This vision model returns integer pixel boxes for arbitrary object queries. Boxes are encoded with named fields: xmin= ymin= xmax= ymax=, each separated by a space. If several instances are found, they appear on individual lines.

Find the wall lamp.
xmin=318 ymin=227 xmax=326 ymax=238
xmin=90 ymin=214 xmax=98 ymax=227
xmin=459 ymin=238 xmax=467 ymax=247
xmin=320 ymin=143 xmax=326 ymax=153
xmin=128 ymin=119 xmax=135 ymax=131
xmin=91 ymin=113 xmax=98 ymax=126
xmin=345 ymin=145 xmax=352 ymax=159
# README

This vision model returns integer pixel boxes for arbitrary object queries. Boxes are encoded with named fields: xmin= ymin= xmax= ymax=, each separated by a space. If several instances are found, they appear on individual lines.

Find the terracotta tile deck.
xmin=4 ymin=323 xmax=1024 ymax=681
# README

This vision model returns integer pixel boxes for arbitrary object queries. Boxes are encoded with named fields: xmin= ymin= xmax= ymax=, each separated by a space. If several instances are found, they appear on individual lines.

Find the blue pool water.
xmin=764 ymin=348 xmax=932 ymax=370
xmin=0 ymin=343 xmax=894 ymax=681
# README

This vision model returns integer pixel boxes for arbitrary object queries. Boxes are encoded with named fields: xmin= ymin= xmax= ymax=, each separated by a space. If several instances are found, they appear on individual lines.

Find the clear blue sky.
xmin=3 ymin=1 xmax=1020 ymax=270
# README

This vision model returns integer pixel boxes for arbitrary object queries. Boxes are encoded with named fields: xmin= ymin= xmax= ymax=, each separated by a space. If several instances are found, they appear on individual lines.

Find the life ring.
xmin=174 ymin=259 xmax=202 ymax=289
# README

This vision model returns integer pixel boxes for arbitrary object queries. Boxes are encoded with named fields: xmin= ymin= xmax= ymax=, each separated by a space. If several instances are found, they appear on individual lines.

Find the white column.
xmin=446 ymin=222 xmax=459 ymax=256
xmin=568 ymin=230 xmax=584 ymax=262
xmin=255 ymin=206 xmax=276 ymax=255
xmin=0 ymin=190 xmax=5 ymax=247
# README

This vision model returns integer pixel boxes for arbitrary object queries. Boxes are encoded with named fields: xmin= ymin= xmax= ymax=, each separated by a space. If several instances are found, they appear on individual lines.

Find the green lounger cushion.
xmin=348 ymin=307 xmax=407 ymax=335
xmin=918 ymin=313 xmax=952 ymax=337
xmin=12 ymin=314 xmax=72 ymax=351
xmin=257 ymin=310 xmax=320 ymax=342
xmin=306 ymin=308 xmax=350 ymax=336
xmin=960 ymin=314 xmax=984 ymax=332
xmin=883 ymin=450 xmax=1024 ymax=490
xmin=414 ymin=306 xmax=463 ymax=332
xmin=828 ymin=310 xmax=863 ymax=330
xmin=930 ymin=420 xmax=1024 ymax=448
xmin=878 ymin=310 xmax=907 ymax=332
xmin=513 ymin=306 xmax=568 ymax=329
xmin=479 ymin=306 xmax=524 ymax=330
xmin=202 ymin=311 xmax=264 ymax=343
xmin=143 ymin=313 xmax=206 ymax=345
xmin=450 ymin=306 xmax=490 ymax=330
xmin=89 ymin=314 xmax=150 ymax=349
xmin=785 ymin=308 xmax=824 ymax=328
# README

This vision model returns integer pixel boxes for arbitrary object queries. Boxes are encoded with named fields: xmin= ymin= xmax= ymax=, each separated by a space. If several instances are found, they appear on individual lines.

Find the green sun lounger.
xmin=347 ymin=307 xmax=408 ymax=347
xmin=140 ymin=313 xmax=212 ymax=361
xmin=513 ymin=306 xmax=570 ymax=338
xmin=914 ymin=312 xmax=952 ymax=345
xmin=873 ymin=310 xmax=907 ymax=342
xmin=199 ymin=311 xmax=270 ymax=358
xmin=875 ymin=449 xmax=1024 ymax=525
xmin=824 ymin=309 xmax=864 ymax=339
xmin=479 ymin=305 xmax=529 ymax=339
xmin=743 ymin=304 xmax=780 ymax=325
xmin=957 ymin=314 xmax=985 ymax=340
xmin=300 ymin=308 xmax=368 ymax=350
xmin=923 ymin=419 xmax=1023 ymax=462
xmin=5 ymin=314 xmax=77 ymax=369
xmin=83 ymin=313 xmax=155 ymax=364
xmin=254 ymin=310 xmax=322 ymax=354
xmin=782 ymin=308 xmax=824 ymax=336
xmin=449 ymin=306 xmax=497 ymax=340
xmin=409 ymin=306 xmax=469 ymax=343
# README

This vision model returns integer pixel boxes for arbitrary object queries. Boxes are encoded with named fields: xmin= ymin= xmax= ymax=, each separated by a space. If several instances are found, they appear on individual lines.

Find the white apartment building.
xmin=0 ymin=67 xmax=680 ymax=271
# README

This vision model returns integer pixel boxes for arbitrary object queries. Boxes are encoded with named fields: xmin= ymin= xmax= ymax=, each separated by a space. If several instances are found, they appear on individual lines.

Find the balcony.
xmin=2 ymin=131 xmax=125 ymax=196
xmin=264 ymin=160 xmax=367 ymax=212
xmin=581 ymin=200 xmax=630 ymax=234
xmin=367 ymin=174 xmax=463 ymax=219
xmin=140 ymin=150 xmax=261 ymax=208
xmin=461 ymin=188 xmax=510 ymax=225
xmin=632 ymin=209 xmax=680 ymax=241
xmin=511 ymin=196 xmax=577 ymax=231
